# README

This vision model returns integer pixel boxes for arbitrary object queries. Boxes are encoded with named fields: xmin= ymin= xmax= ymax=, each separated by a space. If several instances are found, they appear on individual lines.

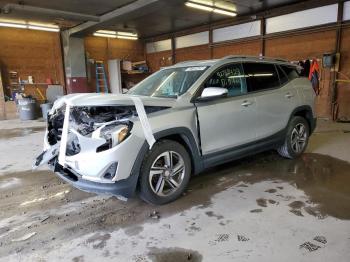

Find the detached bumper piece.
xmin=54 ymin=162 xmax=138 ymax=198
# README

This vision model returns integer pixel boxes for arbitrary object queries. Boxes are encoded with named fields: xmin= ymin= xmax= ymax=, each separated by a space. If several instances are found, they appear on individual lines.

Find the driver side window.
xmin=204 ymin=63 xmax=247 ymax=97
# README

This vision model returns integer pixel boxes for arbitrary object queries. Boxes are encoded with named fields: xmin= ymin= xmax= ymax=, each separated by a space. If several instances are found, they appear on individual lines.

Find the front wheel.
xmin=139 ymin=140 xmax=191 ymax=205
xmin=277 ymin=116 xmax=310 ymax=159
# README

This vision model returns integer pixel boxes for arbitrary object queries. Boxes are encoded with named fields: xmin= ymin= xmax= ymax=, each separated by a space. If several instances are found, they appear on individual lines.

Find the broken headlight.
xmin=101 ymin=125 xmax=129 ymax=147
xmin=94 ymin=122 xmax=132 ymax=152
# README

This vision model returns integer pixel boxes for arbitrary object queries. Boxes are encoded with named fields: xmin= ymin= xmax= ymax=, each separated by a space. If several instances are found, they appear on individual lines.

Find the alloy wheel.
xmin=290 ymin=123 xmax=307 ymax=153
xmin=149 ymin=151 xmax=185 ymax=196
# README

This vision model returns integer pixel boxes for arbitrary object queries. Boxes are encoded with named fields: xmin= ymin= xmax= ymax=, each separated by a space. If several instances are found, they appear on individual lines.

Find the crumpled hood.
xmin=52 ymin=93 xmax=176 ymax=110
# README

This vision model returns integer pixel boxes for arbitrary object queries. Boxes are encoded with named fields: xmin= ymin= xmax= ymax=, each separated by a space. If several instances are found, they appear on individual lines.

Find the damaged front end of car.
xmin=33 ymin=95 xmax=169 ymax=198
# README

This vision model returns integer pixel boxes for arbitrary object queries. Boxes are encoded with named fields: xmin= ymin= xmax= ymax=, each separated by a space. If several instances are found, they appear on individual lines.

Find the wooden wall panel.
xmin=109 ymin=38 xmax=144 ymax=61
xmin=0 ymin=72 xmax=5 ymax=120
xmin=146 ymin=50 xmax=173 ymax=73
xmin=84 ymin=36 xmax=108 ymax=61
xmin=213 ymin=40 xmax=261 ymax=58
xmin=84 ymin=37 xmax=145 ymax=62
xmin=84 ymin=36 xmax=146 ymax=91
xmin=0 ymin=27 xmax=65 ymax=97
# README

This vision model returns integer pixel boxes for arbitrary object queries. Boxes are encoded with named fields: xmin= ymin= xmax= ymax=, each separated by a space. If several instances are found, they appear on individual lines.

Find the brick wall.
xmin=175 ymin=44 xmax=211 ymax=63
xmin=265 ymin=30 xmax=337 ymax=118
xmin=265 ymin=30 xmax=337 ymax=60
xmin=213 ymin=40 xmax=261 ymax=58
xmin=336 ymin=27 xmax=350 ymax=121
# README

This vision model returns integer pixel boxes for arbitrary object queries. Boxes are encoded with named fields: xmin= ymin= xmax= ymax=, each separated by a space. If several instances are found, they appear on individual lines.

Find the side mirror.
xmin=197 ymin=87 xmax=228 ymax=101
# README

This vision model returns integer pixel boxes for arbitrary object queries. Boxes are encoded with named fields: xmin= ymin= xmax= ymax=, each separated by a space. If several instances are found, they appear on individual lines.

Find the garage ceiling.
xmin=0 ymin=0 xmax=304 ymax=38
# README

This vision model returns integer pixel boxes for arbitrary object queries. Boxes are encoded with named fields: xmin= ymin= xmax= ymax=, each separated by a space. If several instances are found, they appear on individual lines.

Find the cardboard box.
xmin=122 ymin=61 xmax=132 ymax=71
xmin=5 ymin=101 xmax=18 ymax=119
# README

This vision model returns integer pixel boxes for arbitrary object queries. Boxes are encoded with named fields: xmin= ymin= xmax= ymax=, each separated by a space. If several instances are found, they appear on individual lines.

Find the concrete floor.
xmin=0 ymin=118 xmax=350 ymax=262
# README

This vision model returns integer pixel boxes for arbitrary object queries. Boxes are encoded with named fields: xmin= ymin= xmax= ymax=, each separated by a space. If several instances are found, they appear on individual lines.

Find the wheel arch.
xmin=130 ymin=127 xmax=203 ymax=196
xmin=289 ymin=105 xmax=316 ymax=133
xmin=153 ymin=127 xmax=203 ymax=175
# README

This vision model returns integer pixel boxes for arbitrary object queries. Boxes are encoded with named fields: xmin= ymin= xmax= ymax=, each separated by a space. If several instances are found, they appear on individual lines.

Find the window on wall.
xmin=204 ymin=63 xmax=247 ymax=97
xmin=243 ymin=63 xmax=280 ymax=92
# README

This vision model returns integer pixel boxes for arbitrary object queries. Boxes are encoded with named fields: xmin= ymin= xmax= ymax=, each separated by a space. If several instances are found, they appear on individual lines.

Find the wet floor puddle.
xmin=0 ymin=127 xmax=46 ymax=140
xmin=189 ymin=152 xmax=350 ymax=220
xmin=1 ymin=153 xmax=350 ymax=221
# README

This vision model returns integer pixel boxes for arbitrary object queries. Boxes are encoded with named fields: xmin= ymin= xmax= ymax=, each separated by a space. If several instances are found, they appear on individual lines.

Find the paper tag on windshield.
xmin=185 ymin=66 xmax=207 ymax=71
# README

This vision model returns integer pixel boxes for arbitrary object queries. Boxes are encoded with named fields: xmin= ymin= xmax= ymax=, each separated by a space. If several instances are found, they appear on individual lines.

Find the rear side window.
xmin=280 ymin=65 xmax=299 ymax=80
xmin=276 ymin=65 xmax=289 ymax=86
xmin=243 ymin=63 xmax=280 ymax=92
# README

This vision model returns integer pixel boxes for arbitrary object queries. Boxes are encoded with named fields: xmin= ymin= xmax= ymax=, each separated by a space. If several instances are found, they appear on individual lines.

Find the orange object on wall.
xmin=309 ymin=59 xmax=320 ymax=95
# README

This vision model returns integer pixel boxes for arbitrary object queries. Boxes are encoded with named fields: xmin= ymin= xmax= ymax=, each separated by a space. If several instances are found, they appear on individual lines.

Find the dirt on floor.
xmin=1 ymin=120 xmax=350 ymax=261
xmin=1 ymin=151 xmax=350 ymax=259
xmin=0 ymin=127 xmax=46 ymax=140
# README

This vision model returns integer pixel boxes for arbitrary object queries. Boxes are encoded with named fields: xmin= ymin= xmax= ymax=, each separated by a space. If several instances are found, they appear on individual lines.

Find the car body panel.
xmin=253 ymin=83 xmax=299 ymax=139
xmin=195 ymin=95 xmax=257 ymax=155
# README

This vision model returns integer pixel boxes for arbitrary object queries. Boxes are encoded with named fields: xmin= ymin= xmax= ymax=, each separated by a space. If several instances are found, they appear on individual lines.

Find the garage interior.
xmin=0 ymin=0 xmax=350 ymax=261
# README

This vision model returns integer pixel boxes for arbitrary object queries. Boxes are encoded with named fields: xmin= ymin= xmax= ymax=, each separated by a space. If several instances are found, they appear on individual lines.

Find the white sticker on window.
xmin=185 ymin=66 xmax=207 ymax=71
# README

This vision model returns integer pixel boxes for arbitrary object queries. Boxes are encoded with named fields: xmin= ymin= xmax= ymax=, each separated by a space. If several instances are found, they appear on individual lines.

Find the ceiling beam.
xmin=67 ymin=0 xmax=161 ymax=36
xmin=1 ymin=3 xmax=100 ymax=22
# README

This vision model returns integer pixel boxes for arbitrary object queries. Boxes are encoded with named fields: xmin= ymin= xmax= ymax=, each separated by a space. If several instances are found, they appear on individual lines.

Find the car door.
xmin=194 ymin=63 xmax=257 ymax=155
xmin=242 ymin=62 xmax=298 ymax=140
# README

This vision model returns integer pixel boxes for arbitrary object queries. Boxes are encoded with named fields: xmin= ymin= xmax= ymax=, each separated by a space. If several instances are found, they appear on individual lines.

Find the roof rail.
xmin=175 ymin=60 xmax=198 ymax=65
xmin=222 ymin=55 xmax=290 ymax=63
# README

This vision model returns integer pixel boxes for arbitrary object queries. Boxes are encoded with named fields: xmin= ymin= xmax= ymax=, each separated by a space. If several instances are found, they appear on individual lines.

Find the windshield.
xmin=128 ymin=66 xmax=208 ymax=98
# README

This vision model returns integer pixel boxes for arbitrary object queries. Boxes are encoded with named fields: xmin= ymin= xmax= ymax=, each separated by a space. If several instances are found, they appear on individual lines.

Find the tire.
xmin=138 ymin=140 xmax=191 ymax=205
xmin=277 ymin=116 xmax=310 ymax=159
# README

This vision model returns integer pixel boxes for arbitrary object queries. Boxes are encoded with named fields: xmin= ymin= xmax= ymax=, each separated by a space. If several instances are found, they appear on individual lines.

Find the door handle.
xmin=285 ymin=92 xmax=294 ymax=99
xmin=241 ymin=100 xmax=253 ymax=107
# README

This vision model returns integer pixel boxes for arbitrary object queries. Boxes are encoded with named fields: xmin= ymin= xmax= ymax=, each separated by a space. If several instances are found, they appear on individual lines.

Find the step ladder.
xmin=95 ymin=61 xmax=109 ymax=93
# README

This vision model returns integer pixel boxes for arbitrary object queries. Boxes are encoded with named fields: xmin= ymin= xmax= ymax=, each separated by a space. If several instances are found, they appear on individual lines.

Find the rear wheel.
xmin=139 ymin=140 xmax=191 ymax=205
xmin=277 ymin=116 xmax=310 ymax=159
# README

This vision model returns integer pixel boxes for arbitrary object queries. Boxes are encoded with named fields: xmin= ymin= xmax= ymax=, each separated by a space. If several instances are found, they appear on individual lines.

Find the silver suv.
xmin=34 ymin=56 xmax=316 ymax=205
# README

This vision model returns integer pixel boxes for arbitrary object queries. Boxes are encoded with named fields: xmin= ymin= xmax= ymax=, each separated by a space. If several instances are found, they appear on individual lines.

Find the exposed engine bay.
xmin=46 ymin=105 xmax=168 ymax=155
xmin=47 ymin=106 xmax=136 ymax=146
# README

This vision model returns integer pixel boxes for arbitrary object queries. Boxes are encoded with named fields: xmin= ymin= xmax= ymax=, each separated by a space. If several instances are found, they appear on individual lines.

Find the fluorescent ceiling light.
xmin=185 ymin=2 xmax=213 ymax=11
xmin=213 ymin=8 xmax=236 ymax=17
xmin=0 ymin=21 xmax=60 ymax=31
xmin=117 ymin=31 xmax=137 ymax=37
xmin=191 ymin=0 xmax=214 ymax=6
xmin=96 ymin=30 xmax=116 ymax=35
xmin=93 ymin=32 xmax=117 ymax=38
xmin=94 ymin=30 xmax=138 ymax=39
xmin=0 ymin=22 xmax=27 ymax=29
xmin=117 ymin=35 xmax=138 ymax=40
xmin=28 ymin=25 xmax=60 ymax=32
xmin=185 ymin=1 xmax=236 ymax=17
